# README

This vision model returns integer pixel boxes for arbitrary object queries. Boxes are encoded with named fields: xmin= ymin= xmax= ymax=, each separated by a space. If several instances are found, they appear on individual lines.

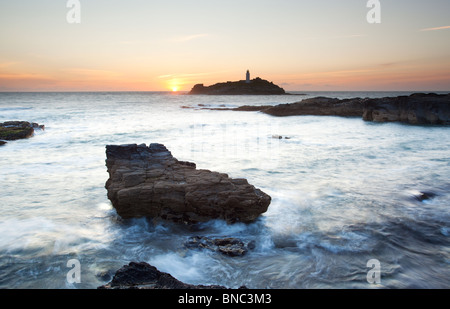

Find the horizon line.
xmin=1 ymin=90 xmax=449 ymax=93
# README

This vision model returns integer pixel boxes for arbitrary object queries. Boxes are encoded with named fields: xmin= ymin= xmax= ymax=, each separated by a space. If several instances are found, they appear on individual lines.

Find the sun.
xmin=171 ymin=86 xmax=179 ymax=92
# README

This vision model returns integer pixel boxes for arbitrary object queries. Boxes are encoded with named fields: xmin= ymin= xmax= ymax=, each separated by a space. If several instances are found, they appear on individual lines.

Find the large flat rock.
xmin=105 ymin=143 xmax=271 ymax=223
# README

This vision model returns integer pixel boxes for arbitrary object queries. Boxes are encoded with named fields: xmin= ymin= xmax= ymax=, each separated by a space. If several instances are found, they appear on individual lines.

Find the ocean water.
xmin=0 ymin=91 xmax=449 ymax=289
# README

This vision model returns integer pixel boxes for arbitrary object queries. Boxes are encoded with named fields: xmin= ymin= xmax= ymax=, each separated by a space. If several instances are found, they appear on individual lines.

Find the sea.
xmin=0 ymin=91 xmax=449 ymax=289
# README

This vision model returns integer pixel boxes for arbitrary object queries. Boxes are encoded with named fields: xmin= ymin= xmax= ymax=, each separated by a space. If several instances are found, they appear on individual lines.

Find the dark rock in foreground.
xmin=185 ymin=236 xmax=255 ymax=257
xmin=0 ymin=121 xmax=45 ymax=141
xmin=105 ymin=143 xmax=271 ymax=223
xmin=98 ymin=262 xmax=227 ymax=289
xmin=188 ymin=77 xmax=286 ymax=95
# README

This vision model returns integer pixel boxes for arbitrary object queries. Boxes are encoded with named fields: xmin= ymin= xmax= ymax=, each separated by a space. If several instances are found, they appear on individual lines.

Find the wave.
xmin=0 ymin=107 xmax=33 ymax=112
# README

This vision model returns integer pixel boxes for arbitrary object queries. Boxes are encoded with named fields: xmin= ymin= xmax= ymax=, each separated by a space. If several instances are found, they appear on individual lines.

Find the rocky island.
xmin=105 ymin=143 xmax=271 ymax=224
xmin=188 ymin=71 xmax=286 ymax=95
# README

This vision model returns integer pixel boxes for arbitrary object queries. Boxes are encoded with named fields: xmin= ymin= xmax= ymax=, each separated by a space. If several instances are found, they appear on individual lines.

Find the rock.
xmin=96 ymin=270 xmax=115 ymax=282
xmin=261 ymin=97 xmax=364 ymax=117
xmin=220 ymin=93 xmax=450 ymax=125
xmin=31 ymin=122 xmax=45 ymax=130
xmin=188 ymin=77 xmax=286 ymax=95
xmin=184 ymin=236 xmax=255 ymax=257
xmin=0 ymin=121 xmax=45 ymax=141
xmin=206 ymin=97 xmax=363 ymax=116
xmin=0 ymin=141 xmax=6 ymax=146
xmin=0 ymin=121 xmax=34 ymax=140
xmin=105 ymin=143 xmax=271 ymax=223
xmin=362 ymin=93 xmax=450 ymax=125
xmin=98 ymin=262 xmax=227 ymax=289
xmin=233 ymin=105 xmax=272 ymax=111
xmin=414 ymin=191 xmax=437 ymax=202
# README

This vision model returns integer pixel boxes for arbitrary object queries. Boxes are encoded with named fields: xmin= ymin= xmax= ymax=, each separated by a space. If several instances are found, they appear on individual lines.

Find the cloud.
xmin=420 ymin=25 xmax=450 ymax=32
xmin=170 ymin=33 xmax=210 ymax=42
xmin=0 ymin=61 xmax=19 ymax=69
xmin=158 ymin=71 xmax=227 ymax=80
xmin=62 ymin=68 xmax=121 ymax=80
xmin=118 ymin=40 xmax=144 ymax=45
xmin=0 ymin=72 xmax=52 ymax=80
xmin=333 ymin=34 xmax=367 ymax=39
xmin=379 ymin=62 xmax=398 ymax=68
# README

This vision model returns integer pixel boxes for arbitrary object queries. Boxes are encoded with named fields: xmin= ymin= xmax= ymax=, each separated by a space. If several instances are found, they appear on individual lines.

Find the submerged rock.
xmin=105 ymin=143 xmax=271 ymax=223
xmin=414 ymin=191 xmax=437 ymax=202
xmin=184 ymin=236 xmax=255 ymax=257
xmin=98 ymin=262 xmax=227 ymax=289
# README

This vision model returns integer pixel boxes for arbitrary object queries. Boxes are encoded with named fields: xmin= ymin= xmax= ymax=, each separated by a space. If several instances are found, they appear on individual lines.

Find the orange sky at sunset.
xmin=0 ymin=0 xmax=449 ymax=92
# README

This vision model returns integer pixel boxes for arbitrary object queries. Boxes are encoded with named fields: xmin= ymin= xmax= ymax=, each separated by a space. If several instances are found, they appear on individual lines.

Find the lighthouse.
xmin=246 ymin=70 xmax=250 ymax=83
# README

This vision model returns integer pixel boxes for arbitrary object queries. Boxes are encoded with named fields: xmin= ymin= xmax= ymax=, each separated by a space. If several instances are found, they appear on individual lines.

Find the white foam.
xmin=147 ymin=251 xmax=215 ymax=285
xmin=0 ymin=217 xmax=56 ymax=253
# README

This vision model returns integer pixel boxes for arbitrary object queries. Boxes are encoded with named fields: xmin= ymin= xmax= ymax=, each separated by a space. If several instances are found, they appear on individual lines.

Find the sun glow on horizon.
xmin=0 ymin=2 xmax=449 ymax=92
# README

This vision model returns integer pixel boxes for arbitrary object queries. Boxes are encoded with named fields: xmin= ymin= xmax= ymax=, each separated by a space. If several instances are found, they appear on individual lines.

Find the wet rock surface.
xmin=0 ymin=121 xmax=45 ymax=142
xmin=362 ymin=93 xmax=450 ymax=125
xmin=209 ymin=93 xmax=450 ymax=125
xmin=261 ymin=96 xmax=364 ymax=117
xmin=105 ymin=143 xmax=271 ymax=223
xmin=184 ymin=236 xmax=255 ymax=257
xmin=414 ymin=191 xmax=437 ymax=202
xmin=98 ymin=262 xmax=228 ymax=289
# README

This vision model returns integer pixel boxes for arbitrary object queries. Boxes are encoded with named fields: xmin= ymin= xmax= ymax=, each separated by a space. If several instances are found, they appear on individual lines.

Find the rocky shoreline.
xmin=200 ymin=93 xmax=450 ymax=125
xmin=99 ymin=93 xmax=446 ymax=289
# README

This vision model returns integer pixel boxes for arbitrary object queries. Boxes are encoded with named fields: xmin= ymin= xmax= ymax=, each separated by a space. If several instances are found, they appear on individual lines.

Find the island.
xmin=188 ymin=70 xmax=286 ymax=95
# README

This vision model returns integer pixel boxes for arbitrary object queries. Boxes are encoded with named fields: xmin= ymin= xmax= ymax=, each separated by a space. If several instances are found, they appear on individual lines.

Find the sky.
xmin=0 ymin=0 xmax=449 ymax=92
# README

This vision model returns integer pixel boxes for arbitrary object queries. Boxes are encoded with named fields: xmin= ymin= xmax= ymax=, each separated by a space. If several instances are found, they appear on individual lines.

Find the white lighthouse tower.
xmin=246 ymin=70 xmax=250 ymax=83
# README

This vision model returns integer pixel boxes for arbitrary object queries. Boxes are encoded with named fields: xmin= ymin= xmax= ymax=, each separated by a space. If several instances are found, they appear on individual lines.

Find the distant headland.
xmin=188 ymin=70 xmax=287 ymax=95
